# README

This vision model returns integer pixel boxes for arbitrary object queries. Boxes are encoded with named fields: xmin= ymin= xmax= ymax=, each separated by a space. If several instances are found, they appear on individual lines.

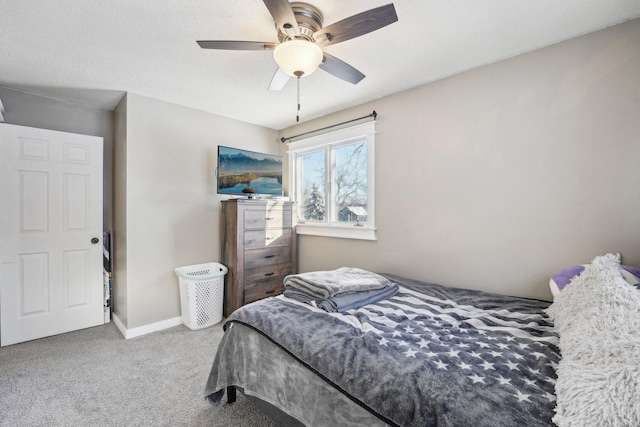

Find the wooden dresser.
xmin=221 ymin=199 xmax=296 ymax=317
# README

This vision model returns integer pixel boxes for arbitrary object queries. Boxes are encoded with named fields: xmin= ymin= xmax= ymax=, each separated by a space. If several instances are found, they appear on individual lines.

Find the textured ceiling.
xmin=1 ymin=0 xmax=639 ymax=130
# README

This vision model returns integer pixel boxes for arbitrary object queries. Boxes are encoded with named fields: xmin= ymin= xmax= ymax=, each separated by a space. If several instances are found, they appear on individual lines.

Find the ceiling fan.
xmin=197 ymin=1 xmax=398 ymax=91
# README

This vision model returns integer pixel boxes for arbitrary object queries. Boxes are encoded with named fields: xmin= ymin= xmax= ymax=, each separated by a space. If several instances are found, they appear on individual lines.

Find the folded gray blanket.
xmin=283 ymin=267 xmax=391 ymax=299
xmin=284 ymin=283 xmax=399 ymax=313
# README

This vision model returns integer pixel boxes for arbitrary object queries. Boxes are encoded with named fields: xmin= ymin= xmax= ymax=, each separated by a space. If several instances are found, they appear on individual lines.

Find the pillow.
xmin=549 ymin=264 xmax=587 ymax=296
xmin=545 ymin=254 xmax=640 ymax=426
xmin=549 ymin=257 xmax=640 ymax=297
xmin=621 ymin=265 xmax=640 ymax=288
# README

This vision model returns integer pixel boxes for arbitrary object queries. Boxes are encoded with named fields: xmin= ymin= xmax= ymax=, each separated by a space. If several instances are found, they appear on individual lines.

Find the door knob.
xmin=91 ymin=237 xmax=99 ymax=244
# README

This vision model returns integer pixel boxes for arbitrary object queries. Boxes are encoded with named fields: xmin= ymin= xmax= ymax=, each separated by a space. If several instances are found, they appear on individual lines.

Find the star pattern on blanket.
xmin=364 ymin=289 xmax=561 ymax=406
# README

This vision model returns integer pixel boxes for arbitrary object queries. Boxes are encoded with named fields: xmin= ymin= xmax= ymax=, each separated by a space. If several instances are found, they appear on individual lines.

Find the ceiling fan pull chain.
xmin=296 ymin=75 xmax=301 ymax=122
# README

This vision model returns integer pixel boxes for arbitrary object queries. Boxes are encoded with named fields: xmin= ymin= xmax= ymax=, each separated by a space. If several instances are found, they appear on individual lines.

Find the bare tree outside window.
xmin=335 ymin=142 xmax=367 ymax=224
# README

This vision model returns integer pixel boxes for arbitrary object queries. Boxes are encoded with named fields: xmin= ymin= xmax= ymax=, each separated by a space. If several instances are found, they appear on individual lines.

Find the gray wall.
xmin=113 ymin=93 xmax=279 ymax=329
xmin=280 ymin=18 xmax=640 ymax=301
xmin=4 ymin=17 xmax=638 ymax=330
xmin=113 ymin=95 xmax=128 ymax=325
xmin=0 ymin=86 xmax=115 ymax=232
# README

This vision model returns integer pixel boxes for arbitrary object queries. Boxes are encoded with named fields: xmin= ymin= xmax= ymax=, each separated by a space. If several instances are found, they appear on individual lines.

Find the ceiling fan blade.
xmin=269 ymin=68 xmax=291 ymax=91
xmin=319 ymin=53 xmax=365 ymax=85
xmin=263 ymin=0 xmax=300 ymax=39
xmin=197 ymin=41 xmax=276 ymax=50
xmin=314 ymin=4 xmax=398 ymax=46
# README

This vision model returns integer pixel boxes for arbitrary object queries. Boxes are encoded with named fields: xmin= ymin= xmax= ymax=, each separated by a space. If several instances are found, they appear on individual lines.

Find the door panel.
xmin=0 ymin=123 xmax=104 ymax=346
xmin=64 ymin=249 xmax=90 ymax=307
xmin=20 ymin=171 xmax=49 ymax=232
xmin=64 ymin=173 xmax=90 ymax=230
xmin=20 ymin=252 xmax=49 ymax=315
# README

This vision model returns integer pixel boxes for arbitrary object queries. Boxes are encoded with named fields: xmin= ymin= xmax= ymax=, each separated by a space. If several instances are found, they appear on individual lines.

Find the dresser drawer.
xmin=244 ymin=208 xmax=292 ymax=229
xmin=244 ymin=278 xmax=285 ymax=304
xmin=244 ymin=263 xmax=291 ymax=283
xmin=244 ymin=229 xmax=292 ymax=250
xmin=244 ymin=246 xmax=291 ymax=269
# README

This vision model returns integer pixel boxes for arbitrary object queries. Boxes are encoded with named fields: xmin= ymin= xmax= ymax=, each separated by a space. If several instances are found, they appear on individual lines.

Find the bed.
xmin=204 ymin=255 xmax=640 ymax=426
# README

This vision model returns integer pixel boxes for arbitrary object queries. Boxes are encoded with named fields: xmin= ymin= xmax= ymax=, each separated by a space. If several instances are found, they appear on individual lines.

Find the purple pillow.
xmin=549 ymin=265 xmax=587 ymax=296
xmin=550 ymin=263 xmax=640 ymax=296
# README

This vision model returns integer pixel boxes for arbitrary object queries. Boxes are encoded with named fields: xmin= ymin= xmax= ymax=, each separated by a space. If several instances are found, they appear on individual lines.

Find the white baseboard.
xmin=112 ymin=313 xmax=183 ymax=339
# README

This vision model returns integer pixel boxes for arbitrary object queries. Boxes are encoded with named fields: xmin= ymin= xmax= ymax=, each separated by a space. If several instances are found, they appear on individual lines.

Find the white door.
xmin=0 ymin=123 xmax=104 ymax=346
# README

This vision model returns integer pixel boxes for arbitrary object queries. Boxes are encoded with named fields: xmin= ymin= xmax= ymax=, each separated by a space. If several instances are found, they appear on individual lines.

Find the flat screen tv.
xmin=217 ymin=145 xmax=283 ymax=196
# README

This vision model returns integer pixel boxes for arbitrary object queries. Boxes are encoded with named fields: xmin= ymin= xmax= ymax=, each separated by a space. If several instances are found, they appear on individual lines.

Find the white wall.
xmin=280 ymin=18 xmax=640 ymax=301
xmin=114 ymin=93 xmax=279 ymax=329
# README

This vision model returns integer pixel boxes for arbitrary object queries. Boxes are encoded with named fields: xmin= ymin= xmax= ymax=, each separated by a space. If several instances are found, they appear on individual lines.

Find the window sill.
xmin=295 ymin=223 xmax=377 ymax=241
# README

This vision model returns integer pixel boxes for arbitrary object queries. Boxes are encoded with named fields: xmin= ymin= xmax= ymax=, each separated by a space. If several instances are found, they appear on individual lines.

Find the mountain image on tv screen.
xmin=217 ymin=146 xmax=283 ymax=196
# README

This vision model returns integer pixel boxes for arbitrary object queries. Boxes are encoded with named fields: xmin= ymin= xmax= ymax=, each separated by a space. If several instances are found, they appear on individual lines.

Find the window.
xmin=288 ymin=121 xmax=376 ymax=240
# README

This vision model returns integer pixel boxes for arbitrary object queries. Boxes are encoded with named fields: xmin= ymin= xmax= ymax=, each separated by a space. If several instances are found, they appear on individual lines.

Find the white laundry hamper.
xmin=174 ymin=262 xmax=228 ymax=330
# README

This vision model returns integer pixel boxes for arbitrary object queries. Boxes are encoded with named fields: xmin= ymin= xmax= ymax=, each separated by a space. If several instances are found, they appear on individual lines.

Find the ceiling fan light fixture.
xmin=273 ymin=39 xmax=323 ymax=78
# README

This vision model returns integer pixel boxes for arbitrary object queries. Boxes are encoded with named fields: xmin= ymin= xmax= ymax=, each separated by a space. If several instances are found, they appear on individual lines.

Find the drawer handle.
xmin=265 ymin=237 xmax=275 ymax=241
xmin=264 ymin=254 xmax=275 ymax=258
xmin=265 ymin=290 xmax=276 ymax=295
xmin=264 ymin=272 xmax=274 ymax=277
xmin=266 ymin=217 xmax=275 ymax=221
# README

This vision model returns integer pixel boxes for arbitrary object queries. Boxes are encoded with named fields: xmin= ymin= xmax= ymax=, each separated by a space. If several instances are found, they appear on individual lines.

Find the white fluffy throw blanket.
xmin=545 ymin=254 xmax=640 ymax=427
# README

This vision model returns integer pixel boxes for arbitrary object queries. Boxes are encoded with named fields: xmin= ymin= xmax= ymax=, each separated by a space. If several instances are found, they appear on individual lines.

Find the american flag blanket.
xmin=221 ymin=274 xmax=560 ymax=426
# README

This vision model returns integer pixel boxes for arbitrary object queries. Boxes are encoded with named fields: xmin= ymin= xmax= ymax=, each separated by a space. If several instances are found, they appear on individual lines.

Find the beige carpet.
xmin=0 ymin=321 xmax=277 ymax=427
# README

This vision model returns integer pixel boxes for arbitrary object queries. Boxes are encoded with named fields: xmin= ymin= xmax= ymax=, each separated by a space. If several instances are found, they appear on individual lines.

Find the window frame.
xmin=287 ymin=121 xmax=376 ymax=240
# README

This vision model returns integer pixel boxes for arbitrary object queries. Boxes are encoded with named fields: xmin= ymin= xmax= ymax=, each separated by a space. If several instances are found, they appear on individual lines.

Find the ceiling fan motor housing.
xmin=277 ymin=2 xmax=324 ymax=42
